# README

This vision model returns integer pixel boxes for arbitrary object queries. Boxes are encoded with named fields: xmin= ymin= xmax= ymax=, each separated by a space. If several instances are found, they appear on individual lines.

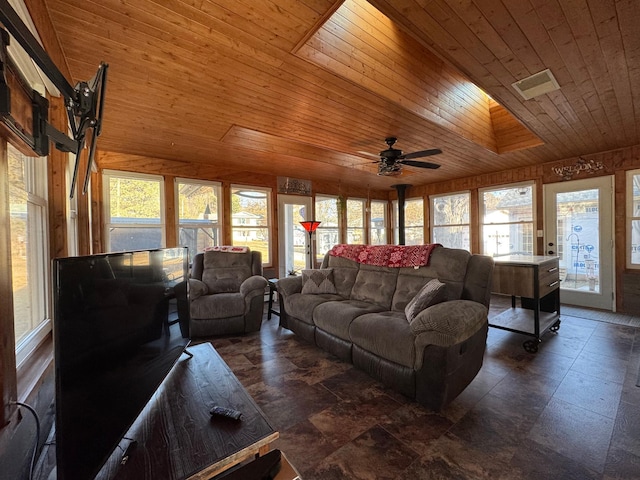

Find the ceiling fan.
xmin=373 ymin=137 xmax=442 ymax=176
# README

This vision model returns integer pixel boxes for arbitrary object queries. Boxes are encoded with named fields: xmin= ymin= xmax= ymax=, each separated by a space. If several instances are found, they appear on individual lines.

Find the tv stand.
xmin=35 ymin=343 xmax=279 ymax=479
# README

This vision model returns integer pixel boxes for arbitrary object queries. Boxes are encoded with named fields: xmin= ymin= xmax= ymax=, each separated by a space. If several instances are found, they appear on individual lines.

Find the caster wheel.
xmin=550 ymin=320 xmax=561 ymax=332
xmin=523 ymin=340 xmax=539 ymax=353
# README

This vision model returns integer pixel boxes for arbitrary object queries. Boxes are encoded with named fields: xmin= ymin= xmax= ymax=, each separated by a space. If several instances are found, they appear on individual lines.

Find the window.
xmin=393 ymin=198 xmax=425 ymax=244
xmin=231 ymin=186 xmax=271 ymax=264
xmin=431 ymin=192 xmax=470 ymax=250
xmin=9 ymin=144 xmax=50 ymax=366
xmin=481 ymin=183 xmax=534 ymax=256
xmin=627 ymin=170 xmax=640 ymax=267
xmin=104 ymin=171 xmax=165 ymax=252
xmin=66 ymin=153 xmax=78 ymax=256
xmin=369 ymin=200 xmax=387 ymax=245
xmin=405 ymin=198 xmax=424 ymax=245
xmin=177 ymin=179 xmax=222 ymax=261
xmin=347 ymin=198 xmax=365 ymax=244
xmin=315 ymin=195 xmax=339 ymax=259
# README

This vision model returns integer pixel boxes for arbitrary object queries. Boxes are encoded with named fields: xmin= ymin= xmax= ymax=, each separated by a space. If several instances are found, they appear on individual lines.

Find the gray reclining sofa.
xmin=277 ymin=245 xmax=494 ymax=411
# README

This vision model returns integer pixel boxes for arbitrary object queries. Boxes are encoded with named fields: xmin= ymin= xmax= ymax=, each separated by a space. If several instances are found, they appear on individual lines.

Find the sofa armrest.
xmin=276 ymin=276 xmax=302 ymax=297
xmin=240 ymin=275 xmax=268 ymax=297
xmin=410 ymin=300 xmax=488 ymax=346
xmin=189 ymin=279 xmax=208 ymax=300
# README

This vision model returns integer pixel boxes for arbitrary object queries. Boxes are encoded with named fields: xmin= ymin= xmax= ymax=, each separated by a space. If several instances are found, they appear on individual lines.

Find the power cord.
xmin=11 ymin=401 xmax=41 ymax=480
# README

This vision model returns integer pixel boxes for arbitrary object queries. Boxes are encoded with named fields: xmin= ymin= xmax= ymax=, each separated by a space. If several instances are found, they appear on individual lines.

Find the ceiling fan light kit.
xmin=374 ymin=137 xmax=442 ymax=176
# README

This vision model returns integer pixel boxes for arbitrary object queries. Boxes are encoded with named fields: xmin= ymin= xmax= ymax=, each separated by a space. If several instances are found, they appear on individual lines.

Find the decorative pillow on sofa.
xmin=301 ymin=269 xmax=337 ymax=295
xmin=404 ymin=278 xmax=446 ymax=322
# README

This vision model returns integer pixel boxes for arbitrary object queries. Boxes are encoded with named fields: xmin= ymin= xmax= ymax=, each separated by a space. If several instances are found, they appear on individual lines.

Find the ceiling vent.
xmin=512 ymin=69 xmax=560 ymax=100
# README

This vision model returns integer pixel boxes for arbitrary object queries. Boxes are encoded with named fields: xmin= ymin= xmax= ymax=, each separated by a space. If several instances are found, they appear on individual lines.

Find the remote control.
xmin=210 ymin=406 xmax=242 ymax=421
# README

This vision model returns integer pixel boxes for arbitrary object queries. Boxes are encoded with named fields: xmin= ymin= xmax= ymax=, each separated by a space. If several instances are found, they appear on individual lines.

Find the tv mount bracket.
xmin=0 ymin=0 xmax=108 ymax=197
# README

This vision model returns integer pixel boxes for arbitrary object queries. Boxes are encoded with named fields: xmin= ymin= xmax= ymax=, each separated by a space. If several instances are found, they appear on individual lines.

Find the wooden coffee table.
xmin=92 ymin=342 xmax=279 ymax=479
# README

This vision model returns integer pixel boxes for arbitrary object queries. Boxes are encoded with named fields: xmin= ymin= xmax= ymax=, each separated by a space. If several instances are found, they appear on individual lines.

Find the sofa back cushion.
xmin=201 ymin=250 xmax=253 ymax=293
xmin=391 ymin=247 xmax=470 ymax=311
xmin=324 ymin=254 xmax=360 ymax=298
xmin=350 ymin=264 xmax=398 ymax=309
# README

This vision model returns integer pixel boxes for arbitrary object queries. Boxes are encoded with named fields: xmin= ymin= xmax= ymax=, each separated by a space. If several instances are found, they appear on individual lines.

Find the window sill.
xmin=16 ymin=334 xmax=53 ymax=404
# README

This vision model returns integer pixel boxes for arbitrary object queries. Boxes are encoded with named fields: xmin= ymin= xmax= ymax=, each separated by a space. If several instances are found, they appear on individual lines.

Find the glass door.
xmin=544 ymin=176 xmax=614 ymax=310
xmin=277 ymin=195 xmax=312 ymax=278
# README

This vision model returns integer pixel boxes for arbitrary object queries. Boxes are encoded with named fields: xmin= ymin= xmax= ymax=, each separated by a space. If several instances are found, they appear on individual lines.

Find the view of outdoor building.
xmin=231 ymin=187 xmax=270 ymax=263
xmin=178 ymin=180 xmax=221 ymax=261
xmin=482 ymin=185 xmax=534 ymax=257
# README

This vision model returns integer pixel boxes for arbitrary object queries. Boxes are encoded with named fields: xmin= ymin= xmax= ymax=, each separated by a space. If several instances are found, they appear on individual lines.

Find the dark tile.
xmin=582 ymin=334 xmax=634 ymax=361
xmin=528 ymin=398 xmax=615 ymax=473
xmin=309 ymin=394 xmax=402 ymax=446
xmin=571 ymin=349 xmax=629 ymax=384
xmin=603 ymin=445 xmax=640 ymax=480
xmin=272 ymin=420 xmax=337 ymax=475
xmin=610 ymin=400 xmax=640 ymax=456
xmin=307 ymin=426 xmax=418 ymax=480
xmin=500 ymin=439 xmax=600 ymax=480
xmin=554 ymin=370 xmax=623 ymax=418
xmin=379 ymin=403 xmax=453 ymax=452
xmin=399 ymin=432 xmax=512 ymax=479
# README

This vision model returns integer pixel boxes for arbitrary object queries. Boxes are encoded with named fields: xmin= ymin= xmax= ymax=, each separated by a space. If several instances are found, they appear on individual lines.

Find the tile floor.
xmin=204 ymin=296 xmax=640 ymax=479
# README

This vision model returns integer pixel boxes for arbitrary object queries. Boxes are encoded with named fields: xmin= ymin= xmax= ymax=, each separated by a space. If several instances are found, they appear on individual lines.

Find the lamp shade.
xmin=300 ymin=220 xmax=321 ymax=232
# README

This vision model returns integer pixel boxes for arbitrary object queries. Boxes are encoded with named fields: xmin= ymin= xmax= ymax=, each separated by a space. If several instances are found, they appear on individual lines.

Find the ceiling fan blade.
xmin=400 ymin=148 xmax=442 ymax=160
xmin=398 ymin=159 xmax=441 ymax=169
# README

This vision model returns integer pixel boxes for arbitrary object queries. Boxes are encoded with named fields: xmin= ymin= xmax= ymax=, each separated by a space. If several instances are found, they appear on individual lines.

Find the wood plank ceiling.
xmin=38 ymin=0 xmax=640 ymax=191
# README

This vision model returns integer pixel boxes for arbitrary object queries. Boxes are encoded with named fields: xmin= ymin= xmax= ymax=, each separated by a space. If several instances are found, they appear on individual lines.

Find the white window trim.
xmin=346 ymin=197 xmax=366 ymax=244
xmin=231 ymin=184 xmax=272 ymax=265
xmin=430 ymin=191 xmax=471 ymax=250
xmin=479 ymin=181 xmax=535 ymax=256
xmin=626 ymin=169 xmax=640 ymax=269
xmin=103 ymin=170 xmax=166 ymax=251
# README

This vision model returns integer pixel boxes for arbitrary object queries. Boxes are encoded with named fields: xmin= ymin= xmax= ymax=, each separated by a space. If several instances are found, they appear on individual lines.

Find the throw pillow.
xmin=404 ymin=278 xmax=446 ymax=322
xmin=301 ymin=269 xmax=337 ymax=295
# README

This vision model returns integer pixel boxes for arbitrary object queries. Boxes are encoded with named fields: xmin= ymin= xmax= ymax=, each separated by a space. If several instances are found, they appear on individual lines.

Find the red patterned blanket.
xmin=328 ymin=244 xmax=441 ymax=268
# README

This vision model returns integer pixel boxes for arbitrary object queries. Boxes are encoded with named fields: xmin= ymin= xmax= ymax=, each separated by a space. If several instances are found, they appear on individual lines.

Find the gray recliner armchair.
xmin=188 ymin=249 xmax=267 ymax=337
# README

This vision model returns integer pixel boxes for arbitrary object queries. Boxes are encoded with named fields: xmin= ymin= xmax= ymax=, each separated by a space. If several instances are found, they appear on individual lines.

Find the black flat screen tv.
xmin=52 ymin=247 xmax=190 ymax=480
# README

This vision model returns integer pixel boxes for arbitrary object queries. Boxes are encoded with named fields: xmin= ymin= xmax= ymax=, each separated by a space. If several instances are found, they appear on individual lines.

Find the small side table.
xmin=267 ymin=278 xmax=279 ymax=320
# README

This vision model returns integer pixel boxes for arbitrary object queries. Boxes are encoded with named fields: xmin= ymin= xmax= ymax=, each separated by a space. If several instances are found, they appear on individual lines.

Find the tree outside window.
xmin=347 ymin=198 xmax=365 ymax=244
xmin=315 ymin=196 xmax=339 ymax=260
xmin=432 ymin=192 xmax=470 ymax=250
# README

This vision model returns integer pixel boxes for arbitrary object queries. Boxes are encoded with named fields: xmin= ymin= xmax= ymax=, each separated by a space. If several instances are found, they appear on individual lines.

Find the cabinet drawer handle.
xmin=548 ymin=281 xmax=559 ymax=287
xmin=548 ymin=267 xmax=558 ymax=273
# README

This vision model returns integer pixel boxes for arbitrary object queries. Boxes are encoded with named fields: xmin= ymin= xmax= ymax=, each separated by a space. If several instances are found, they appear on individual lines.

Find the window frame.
xmin=103 ymin=170 xmax=166 ymax=252
xmin=626 ymin=169 xmax=640 ymax=268
xmin=479 ymin=182 xmax=535 ymax=257
xmin=230 ymin=184 xmax=272 ymax=266
xmin=369 ymin=199 xmax=388 ymax=245
xmin=314 ymin=195 xmax=340 ymax=260
xmin=9 ymin=145 xmax=51 ymax=369
xmin=175 ymin=178 xmax=223 ymax=261
xmin=430 ymin=191 xmax=471 ymax=251
xmin=346 ymin=197 xmax=366 ymax=244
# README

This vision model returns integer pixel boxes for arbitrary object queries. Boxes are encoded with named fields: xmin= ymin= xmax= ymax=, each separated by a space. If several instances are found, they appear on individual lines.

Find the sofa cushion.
xmin=404 ymin=279 xmax=447 ymax=322
xmin=190 ymin=292 xmax=245 ymax=319
xmin=285 ymin=292 xmax=343 ymax=326
xmin=349 ymin=311 xmax=415 ymax=368
xmin=314 ymin=300 xmax=386 ymax=340
xmin=350 ymin=265 xmax=398 ymax=309
xmin=301 ymin=269 xmax=337 ymax=295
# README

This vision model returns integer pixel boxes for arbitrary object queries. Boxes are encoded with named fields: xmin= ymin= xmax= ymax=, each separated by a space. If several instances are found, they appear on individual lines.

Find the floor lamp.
xmin=300 ymin=220 xmax=321 ymax=269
